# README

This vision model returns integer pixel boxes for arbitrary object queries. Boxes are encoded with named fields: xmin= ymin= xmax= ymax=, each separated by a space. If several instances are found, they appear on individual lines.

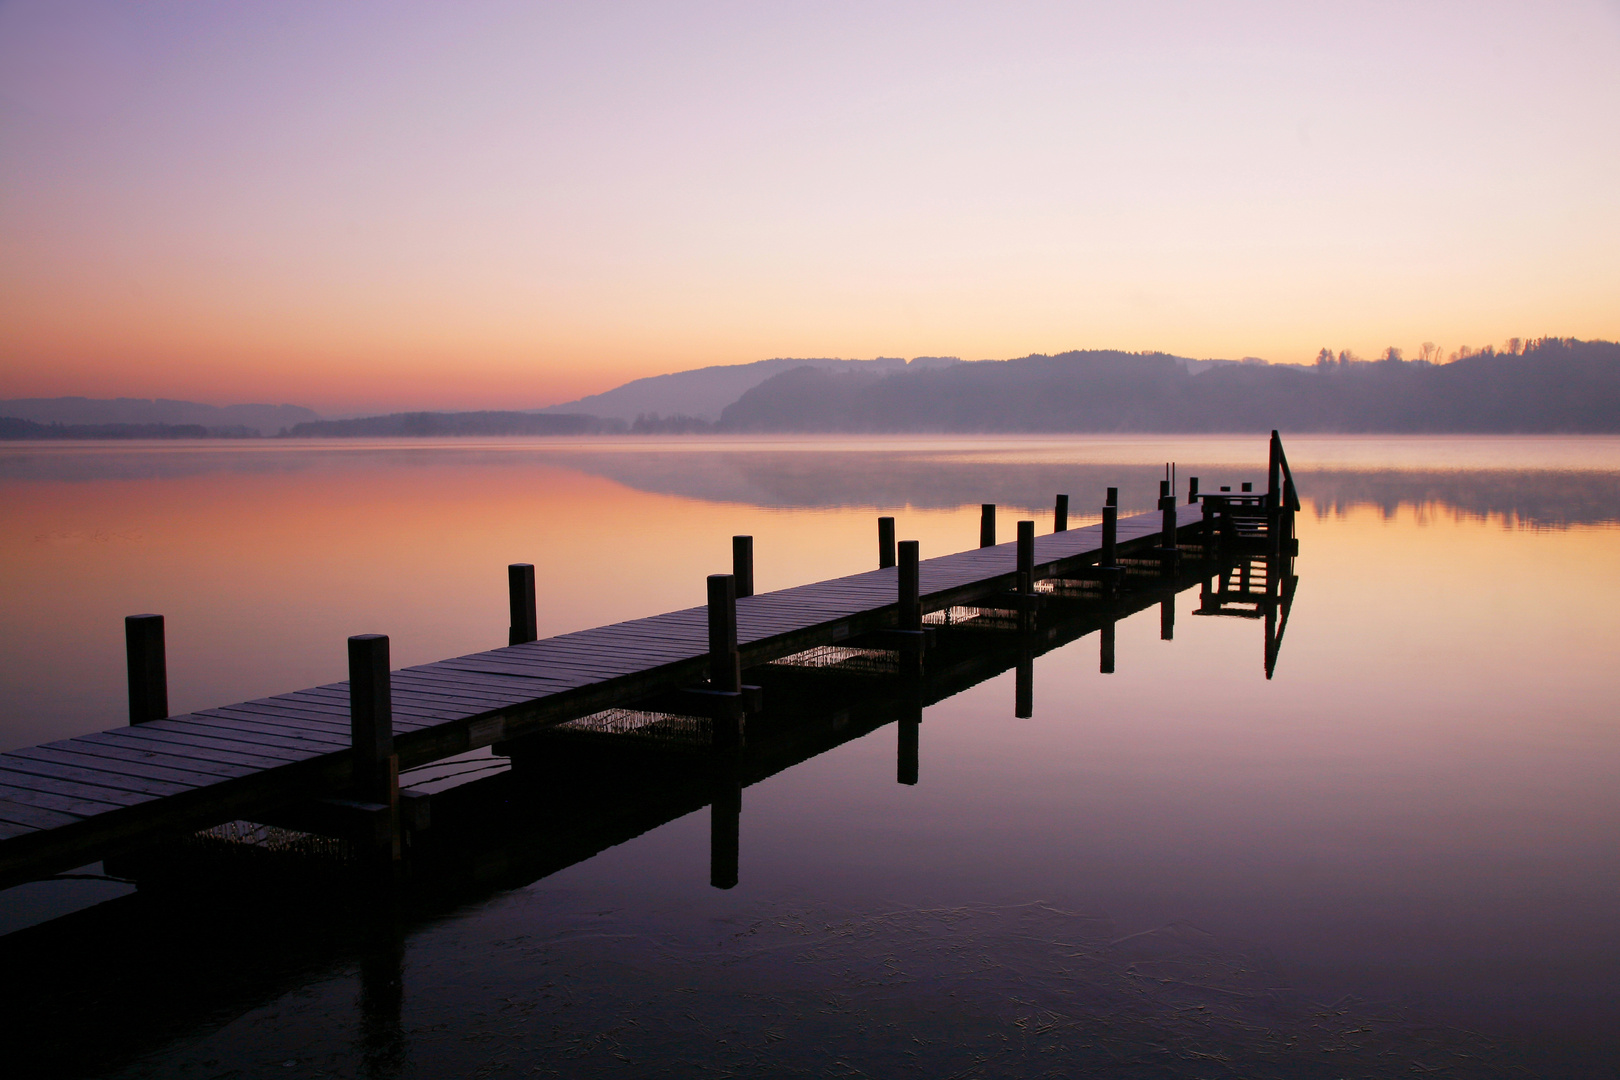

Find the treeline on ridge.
xmin=714 ymin=339 xmax=1620 ymax=433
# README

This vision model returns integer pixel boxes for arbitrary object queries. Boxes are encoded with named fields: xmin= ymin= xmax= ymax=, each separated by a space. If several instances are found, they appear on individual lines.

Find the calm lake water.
xmin=2 ymin=434 xmax=1618 ymax=1078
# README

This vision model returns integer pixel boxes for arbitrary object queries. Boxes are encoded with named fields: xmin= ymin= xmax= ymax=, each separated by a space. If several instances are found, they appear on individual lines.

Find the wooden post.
xmin=878 ymin=516 xmax=896 ymax=569
xmin=707 ymin=574 xmax=740 ymax=694
xmin=125 ymin=614 xmax=168 ymax=725
xmin=1100 ymin=619 xmax=1115 ymax=674
xmin=1161 ymin=494 xmax=1178 ymax=550
xmin=1241 ymin=481 xmax=1253 ymax=492
xmin=1016 ymin=520 xmax=1035 ymax=634
xmin=349 ymin=633 xmax=400 ymax=861
xmin=1105 ymin=487 xmax=1117 ymax=507
xmin=1160 ymin=598 xmax=1175 ymax=640
xmin=1268 ymin=430 xmax=1283 ymax=556
xmin=349 ymin=634 xmax=392 ymax=794
xmin=507 ymin=563 xmax=537 ymax=646
xmin=732 ymin=535 xmax=754 ymax=598
xmin=1159 ymin=479 xmax=1170 ymax=501
xmin=979 ymin=503 xmax=996 ymax=548
xmin=1015 ymin=651 xmax=1033 ymax=718
xmin=898 ymin=540 xmax=920 ymax=631
xmin=1016 ymin=520 xmax=1034 ymax=596
xmin=1054 ymin=494 xmax=1069 ymax=533
xmin=1101 ymin=504 xmax=1118 ymax=566
xmin=1188 ymin=476 xmax=1199 ymax=504
xmin=708 ymin=574 xmax=743 ymax=748
xmin=710 ymin=775 xmax=740 ymax=889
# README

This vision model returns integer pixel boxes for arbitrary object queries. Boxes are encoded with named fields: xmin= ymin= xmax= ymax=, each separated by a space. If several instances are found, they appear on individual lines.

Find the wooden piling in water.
xmin=348 ymin=633 xmax=400 ymax=860
xmin=732 ymin=535 xmax=754 ymax=598
xmin=124 ymin=614 xmax=167 ymax=725
xmin=878 ymin=516 xmax=896 ymax=569
xmin=1101 ymin=505 xmax=1118 ymax=566
xmin=980 ymin=504 xmax=996 ymax=548
xmin=507 ymin=564 xmax=537 ymax=646
xmin=898 ymin=541 xmax=920 ymax=632
xmin=1054 ymin=494 xmax=1069 ymax=533
xmin=1188 ymin=476 xmax=1200 ymax=504
xmin=1106 ymin=486 xmax=1118 ymax=507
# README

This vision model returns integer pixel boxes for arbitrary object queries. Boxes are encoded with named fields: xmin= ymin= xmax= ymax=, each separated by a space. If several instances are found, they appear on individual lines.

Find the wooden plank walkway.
xmin=0 ymin=503 xmax=1204 ymax=887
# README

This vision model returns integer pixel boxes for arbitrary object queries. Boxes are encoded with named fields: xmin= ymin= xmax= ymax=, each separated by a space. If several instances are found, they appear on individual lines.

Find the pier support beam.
xmin=1159 ymin=494 xmax=1179 ymax=574
xmin=732 ymin=535 xmax=754 ymax=598
xmin=508 ymin=563 xmax=537 ymax=646
xmin=348 ymin=633 xmax=400 ymax=862
xmin=878 ymin=516 xmax=896 ymax=569
xmin=1054 ymin=494 xmax=1069 ymax=533
xmin=125 ymin=614 xmax=168 ymax=725
xmin=1017 ymin=520 xmax=1035 ymax=634
xmin=980 ymin=504 xmax=996 ymax=548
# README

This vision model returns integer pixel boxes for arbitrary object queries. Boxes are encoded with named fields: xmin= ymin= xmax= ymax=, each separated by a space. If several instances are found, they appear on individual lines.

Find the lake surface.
xmin=2 ymin=434 xmax=1618 ymax=1078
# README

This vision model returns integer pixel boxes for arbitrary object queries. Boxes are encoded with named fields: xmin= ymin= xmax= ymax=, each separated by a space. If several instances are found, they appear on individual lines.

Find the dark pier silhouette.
xmin=0 ymin=435 xmax=1300 ymax=897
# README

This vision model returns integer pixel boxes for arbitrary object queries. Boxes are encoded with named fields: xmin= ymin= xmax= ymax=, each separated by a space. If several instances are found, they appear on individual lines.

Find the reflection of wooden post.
xmin=125 ymin=614 xmax=168 ymax=725
xmin=710 ymin=776 xmax=740 ymax=890
xmin=878 ymin=516 xmax=896 ymax=569
xmin=1054 ymin=494 xmax=1069 ymax=533
xmin=1101 ymin=505 xmax=1117 ymax=566
xmin=732 ymin=535 xmax=754 ymax=598
xmin=980 ymin=504 xmax=996 ymax=548
xmin=359 ymin=909 xmax=405 ymax=1070
xmin=897 ymin=700 xmax=920 ymax=786
xmin=349 ymin=633 xmax=400 ymax=861
xmin=1160 ymin=598 xmax=1174 ymax=640
xmin=508 ymin=563 xmax=537 ymax=645
xmin=1100 ymin=619 xmax=1116 ymax=674
xmin=1015 ymin=651 xmax=1033 ymax=718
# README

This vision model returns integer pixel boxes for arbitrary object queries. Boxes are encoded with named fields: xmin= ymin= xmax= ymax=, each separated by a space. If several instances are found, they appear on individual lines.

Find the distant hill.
xmin=538 ymin=356 xmax=960 ymax=423
xmin=286 ymin=411 xmax=619 ymax=437
xmin=0 ymin=418 xmax=251 ymax=440
xmin=0 ymin=397 xmax=318 ymax=436
xmin=716 ymin=340 xmax=1620 ymax=433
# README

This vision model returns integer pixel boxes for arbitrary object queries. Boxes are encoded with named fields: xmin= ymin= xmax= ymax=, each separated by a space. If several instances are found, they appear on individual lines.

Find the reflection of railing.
xmin=1195 ymin=552 xmax=1298 ymax=680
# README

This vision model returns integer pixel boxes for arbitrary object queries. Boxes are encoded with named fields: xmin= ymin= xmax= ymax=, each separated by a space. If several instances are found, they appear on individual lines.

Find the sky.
xmin=2 ymin=1 xmax=1618 ymax=415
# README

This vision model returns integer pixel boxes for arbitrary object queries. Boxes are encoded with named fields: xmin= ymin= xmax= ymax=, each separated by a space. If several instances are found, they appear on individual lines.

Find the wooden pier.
xmin=0 ymin=436 xmax=1299 ymax=892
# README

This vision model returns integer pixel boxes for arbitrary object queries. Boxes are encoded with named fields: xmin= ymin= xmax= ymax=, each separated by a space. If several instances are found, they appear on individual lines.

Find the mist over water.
xmin=2 ymin=435 xmax=1618 ymax=1077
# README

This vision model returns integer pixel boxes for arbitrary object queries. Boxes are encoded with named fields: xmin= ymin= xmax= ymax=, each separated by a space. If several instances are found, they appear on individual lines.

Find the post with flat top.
xmin=1054 ymin=494 xmax=1069 ymax=533
xmin=1188 ymin=476 xmax=1200 ymax=504
xmin=125 ymin=614 xmax=168 ymax=725
xmin=1016 ymin=520 xmax=1035 ymax=634
xmin=349 ymin=633 xmax=400 ymax=861
xmin=707 ymin=574 xmax=742 ymax=749
xmin=732 ymin=535 xmax=754 ymax=598
xmin=878 ymin=516 xmax=896 ymax=569
xmin=980 ymin=504 xmax=996 ymax=548
xmin=508 ymin=564 xmax=537 ymax=646
xmin=1101 ymin=504 xmax=1118 ymax=567
xmin=1268 ymin=430 xmax=1283 ymax=556
xmin=898 ymin=540 xmax=920 ymax=632
xmin=1106 ymin=487 xmax=1118 ymax=507
xmin=1160 ymin=492 xmax=1178 ymax=574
